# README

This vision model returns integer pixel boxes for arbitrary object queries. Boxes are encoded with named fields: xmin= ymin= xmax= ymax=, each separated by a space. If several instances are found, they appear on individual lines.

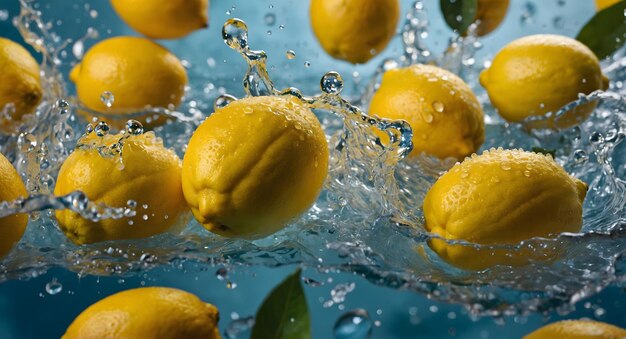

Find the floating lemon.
xmin=0 ymin=152 xmax=28 ymax=258
xmin=0 ymin=37 xmax=42 ymax=134
xmin=473 ymin=0 xmax=510 ymax=36
xmin=310 ymin=0 xmax=400 ymax=63
xmin=525 ymin=319 xmax=626 ymax=339
xmin=70 ymin=37 xmax=187 ymax=128
xmin=54 ymin=128 xmax=188 ymax=244
xmin=480 ymin=34 xmax=609 ymax=128
xmin=423 ymin=148 xmax=587 ymax=270
xmin=182 ymin=96 xmax=328 ymax=238
xmin=111 ymin=0 xmax=209 ymax=39
xmin=369 ymin=64 xmax=484 ymax=160
xmin=63 ymin=287 xmax=220 ymax=339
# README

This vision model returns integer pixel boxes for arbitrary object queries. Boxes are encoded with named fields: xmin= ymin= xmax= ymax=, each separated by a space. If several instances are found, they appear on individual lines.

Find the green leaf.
xmin=440 ymin=0 xmax=478 ymax=33
xmin=251 ymin=268 xmax=311 ymax=339
xmin=576 ymin=0 xmax=626 ymax=59
xmin=531 ymin=147 xmax=557 ymax=158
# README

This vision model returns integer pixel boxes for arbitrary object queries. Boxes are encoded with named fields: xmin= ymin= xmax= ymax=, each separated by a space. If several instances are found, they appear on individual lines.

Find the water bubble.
xmin=225 ymin=316 xmax=255 ymax=339
xmin=0 ymin=10 xmax=8 ymax=21
xmin=321 ymin=71 xmax=344 ymax=94
xmin=304 ymin=61 xmax=311 ymax=68
xmin=333 ymin=309 xmax=372 ymax=339
xmin=100 ymin=91 xmax=114 ymax=108
xmin=45 ymin=278 xmax=63 ymax=295
xmin=573 ymin=150 xmax=589 ymax=164
xmin=279 ymin=24 xmax=285 ymax=29
xmin=431 ymin=101 xmax=444 ymax=113
xmin=215 ymin=94 xmax=237 ymax=110
xmin=589 ymin=131 xmax=604 ymax=144
xmin=216 ymin=267 xmax=228 ymax=280
xmin=264 ymin=13 xmax=276 ymax=26
xmin=125 ymin=120 xmax=144 ymax=135
xmin=382 ymin=58 xmax=398 ymax=71
xmin=94 ymin=121 xmax=109 ymax=137
xmin=222 ymin=18 xmax=249 ymax=51
xmin=286 ymin=50 xmax=296 ymax=59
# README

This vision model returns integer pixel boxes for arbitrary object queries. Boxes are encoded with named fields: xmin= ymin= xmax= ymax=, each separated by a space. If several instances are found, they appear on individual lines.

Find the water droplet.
xmin=125 ymin=120 xmax=144 ymax=135
xmin=589 ymin=131 xmax=604 ymax=144
xmin=45 ymin=278 xmax=63 ymax=295
xmin=333 ymin=309 xmax=372 ymax=339
xmin=94 ymin=121 xmax=109 ymax=136
xmin=286 ymin=50 xmax=296 ymax=59
xmin=100 ymin=91 xmax=114 ymax=108
xmin=422 ymin=113 xmax=434 ymax=123
xmin=72 ymin=40 xmax=84 ymax=59
xmin=215 ymin=94 xmax=237 ymax=110
xmin=501 ymin=163 xmax=511 ymax=171
xmin=304 ymin=61 xmax=311 ymax=68
xmin=222 ymin=18 xmax=248 ymax=51
xmin=321 ymin=71 xmax=344 ymax=94
xmin=573 ymin=149 xmax=589 ymax=164
xmin=0 ymin=10 xmax=8 ymax=21
xmin=243 ymin=106 xmax=254 ymax=115
xmin=432 ymin=101 xmax=444 ymax=113
xmin=216 ymin=267 xmax=228 ymax=280
xmin=279 ymin=24 xmax=285 ymax=29
xmin=225 ymin=316 xmax=255 ymax=339
xmin=264 ymin=13 xmax=276 ymax=26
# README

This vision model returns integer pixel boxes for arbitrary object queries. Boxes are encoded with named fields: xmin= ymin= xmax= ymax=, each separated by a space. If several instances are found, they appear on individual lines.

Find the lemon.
xmin=111 ymin=0 xmax=208 ymax=39
xmin=0 ymin=37 xmax=42 ymax=134
xmin=54 ymin=130 xmax=188 ymax=245
xmin=0 ymin=152 xmax=28 ymax=258
xmin=369 ymin=64 xmax=485 ymax=160
xmin=63 ymin=287 xmax=220 ymax=339
xmin=595 ymin=0 xmax=622 ymax=11
xmin=474 ymin=0 xmax=509 ymax=36
xmin=70 ymin=37 xmax=187 ymax=129
xmin=182 ymin=96 xmax=329 ymax=239
xmin=525 ymin=319 xmax=626 ymax=339
xmin=480 ymin=34 xmax=609 ymax=128
xmin=310 ymin=0 xmax=400 ymax=63
xmin=423 ymin=148 xmax=587 ymax=270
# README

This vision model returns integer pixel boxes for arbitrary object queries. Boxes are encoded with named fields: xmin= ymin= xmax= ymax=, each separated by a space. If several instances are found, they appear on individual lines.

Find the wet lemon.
xmin=480 ymin=34 xmax=609 ymax=128
xmin=310 ymin=0 xmax=400 ymax=63
xmin=369 ymin=64 xmax=485 ymax=160
xmin=423 ymin=148 xmax=587 ymax=270
xmin=474 ymin=0 xmax=509 ymax=36
xmin=0 ymin=37 xmax=42 ymax=134
xmin=63 ymin=287 xmax=220 ymax=339
xmin=0 ymin=152 xmax=28 ymax=258
xmin=70 ymin=37 xmax=187 ymax=128
xmin=595 ymin=0 xmax=622 ymax=11
xmin=525 ymin=319 xmax=626 ymax=339
xmin=54 ymin=130 xmax=188 ymax=245
xmin=182 ymin=96 xmax=328 ymax=239
xmin=111 ymin=0 xmax=208 ymax=39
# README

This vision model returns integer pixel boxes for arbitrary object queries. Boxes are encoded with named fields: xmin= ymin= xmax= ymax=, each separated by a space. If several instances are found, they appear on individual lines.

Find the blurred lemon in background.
xmin=480 ymin=34 xmax=609 ymax=128
xmin=423 ymin=148 xmax=587 ymax=270
xmin=70 ymin=37 xmax=187 ymax=129
xmin=182 ymin=96 xmax=328 ymax=239
xmin=595 ymin=0 xmax=622 ymax=11
xmin=369 ymin=64 xmax=484 ymax=160
xmin=474 ymin=0 xmax=510 ymax=36
xmin=54 ymin=130 xmax=188 ymax=245
xmin=310 ymin=0 xmax=400 ymax=63
xmin=0 ymin=152 xmax=28 ymax=258
xmin=525 ymin=319 xmax=626 ymax=339
xmin=0 ymin=37 xmax=42 ymax=134
xmin=111 ymin=0 xmax=209 ymax=39
xmin=63 ymin=287 xmax=220 ymax=339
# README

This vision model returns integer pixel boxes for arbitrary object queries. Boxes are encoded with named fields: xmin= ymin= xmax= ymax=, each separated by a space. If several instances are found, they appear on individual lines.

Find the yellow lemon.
xmin=54 ymin=130 xmax=188 ymax=245
xmin=525 ymin=319 xmax=626 ymax=339
xmin=423 ymin=148 xmax=587 ymax=270
xmin=182 ymin=96 xmax=329 ymax=239
xmin=111 ymin=0 xmax=209 ymax=39
xmin=369 ymin=64 xmax=485 ymax=160
xmin=480 ymin=34 xmax=609 ymax=128
xmin=310 ymin=0 xmax=400 ymax=63
xmin=0 ymin=152 xmax=28 ymax=258
xmin=474 ymin=0 xmax=509 ymax=36
xmin=70 ymin=37 xmax=187 ymax=129
xmin=63 ymin=287 xmax=220 ymax=339
xmin=0 ymin=37 xmax=42 ymax=133
xmin=595 ymin=0 xmax=622 ymax=11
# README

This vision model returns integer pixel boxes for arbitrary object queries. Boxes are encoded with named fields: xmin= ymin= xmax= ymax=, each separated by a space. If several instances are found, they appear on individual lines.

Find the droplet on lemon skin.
xmin=473 ymin=0 xmax=510 ymax=36
xmin=524 ymin=319 xmax=626 ymax=339
xmin=595 ymin=0 xmax=622 ymax=11
xmin=110 ymin=0 xmax=209 ymax=39
xmin=63 ymin=287 xmax=220 ymax=339
xmin=422 ymin=149 xmax=587 ymax=271
xmin=54 ymin=132 xmax=189 ymax=245
xmin=69 ymin=36 xmax=188 ymax=130
xmin=0 ymin=152 xmax=28 ymax=259
xmin=310 ymin=0 xmax=400 ymax=64
xmin=480 ymin=34 xmax=609 ymax=129
xmin=182 ymin=96 xmax=329 ymax=239
xmin=369 ymin=64 xmax=485 ymax=161
xmin=0 ymin=37 xmax=43 ymax=134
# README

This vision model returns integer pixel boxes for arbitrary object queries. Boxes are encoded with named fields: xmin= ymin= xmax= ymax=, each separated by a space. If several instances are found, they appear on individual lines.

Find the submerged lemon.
xmin=70 ymin=37 xmax=187 ymax=128
xmin=111 ymin=0 xmax=209 ymax=39
xmin=0 ymin=37 xmax=42 ymax=134
xmin=473 ymin=0 xmax=510 ymax=36
xmin=423 ymin=148 xmax=587 ymax=270
xmin=0 ymin=152 xmax=28 ymax=258
xmin=310 ymin=0 xmax=400 ymax=63
xmin=182 ymin=96 xmax=329 ymax=239
xmin=54 ymin=130 xmax=188 ymax=245
xmin=480 ymin=34 xmax=609 ymax=128
xmin=525 ymin=319 xmax=626 ymax=339
xmin=369 ymin=64 xmax=485 ymax=160
xmin=63 ymin=287 xmax=220 ymax=339
xmin=595 ymin=0 xmax=622 ymax=11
